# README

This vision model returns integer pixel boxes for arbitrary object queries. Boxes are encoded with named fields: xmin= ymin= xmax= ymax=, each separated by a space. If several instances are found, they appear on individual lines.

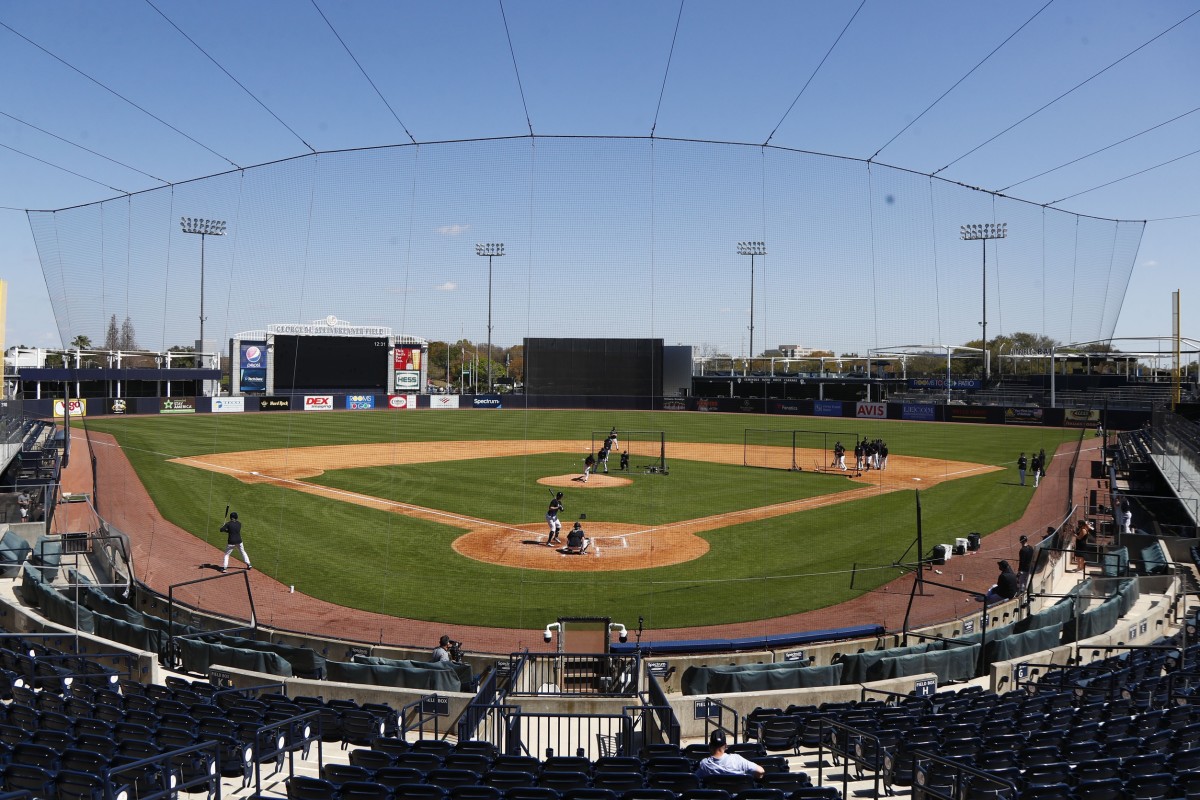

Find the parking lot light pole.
xmin=737 ymin=241 xmax=766 ymax=376
xmin=180 ymin=217 xmax=226 ymax=393
xmin=959 ymin=223 xmax=1007 ymax=384
xmin=476 ymin=243 xmax=505 ymax=392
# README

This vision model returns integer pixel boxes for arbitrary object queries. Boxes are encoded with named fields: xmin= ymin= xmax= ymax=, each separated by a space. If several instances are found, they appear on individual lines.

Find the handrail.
xmin=912 ymin=748 xmax=1019 ymax=800
xmin=253 ymin=708 xmax=323 ymax=797
xmin=815 ymin=717 xmax=885 ymax=800
xmin=107 ymin=740 xmax=221 ymax=799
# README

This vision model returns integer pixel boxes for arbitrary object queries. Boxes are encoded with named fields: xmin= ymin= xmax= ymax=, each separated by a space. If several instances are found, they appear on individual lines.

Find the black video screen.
xmin=524 ymin=338 xmax=662 ymax=397
xmin=273 ymin=335 xmax=389 ymax=391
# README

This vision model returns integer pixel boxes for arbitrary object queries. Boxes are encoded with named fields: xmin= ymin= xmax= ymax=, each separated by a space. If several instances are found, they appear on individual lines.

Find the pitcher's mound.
xmin=538 ymin=474 xmax=631 ymax=488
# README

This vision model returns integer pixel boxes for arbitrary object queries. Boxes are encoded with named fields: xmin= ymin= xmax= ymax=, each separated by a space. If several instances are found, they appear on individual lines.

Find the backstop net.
xmin=744 ymin=429 xmax=859 ymax=472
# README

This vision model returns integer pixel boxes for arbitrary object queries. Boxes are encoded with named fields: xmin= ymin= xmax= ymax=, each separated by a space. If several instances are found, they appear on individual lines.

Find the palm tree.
xmin=69 ymin=334 xmax=92 ymax=350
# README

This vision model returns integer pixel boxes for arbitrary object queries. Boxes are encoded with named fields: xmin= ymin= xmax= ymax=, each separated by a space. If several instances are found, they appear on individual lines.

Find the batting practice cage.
xmin=744 ymin=429 xmax=859 ymax=473
xmin=26 ymin=135 xmax=1141 ymax=643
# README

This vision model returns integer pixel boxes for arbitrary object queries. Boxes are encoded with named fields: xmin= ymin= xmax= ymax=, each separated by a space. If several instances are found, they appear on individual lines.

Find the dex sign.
xmin=304 ymin=395 xmax=334 ymax=411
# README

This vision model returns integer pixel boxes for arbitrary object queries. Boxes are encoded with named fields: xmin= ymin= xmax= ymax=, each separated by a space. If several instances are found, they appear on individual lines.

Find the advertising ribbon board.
xmin=813 ymin=400 xmax=842 ymax=417
xmin=430 ymin=395 xmax=460 ymax=409
xmin=902 ymin=404 xmax=935 ymax=421
xmin=855 ymin=402 xmax=886 ymax=419
xmin=1004 ymin=407 xmax=1044 ymax=425
xmin=159 ymin=397 xmax=196 ymax=415
xmin=387 ymin=394 xmax=417 ymax=409
xmin=946 ymin=406 xmax=989 ymax=423
xmin=212 ymin=397 xmax=245 ymax=414
xmin=909 ymin=378 xmax=981 ymax=390
xmin=259 ymin=397 xmax=291 ymax=411
xmin=347 ymin=395 xmax=376 ymax=410
xmin=239 ymin=341 xmax=267 ymax=392
xmin=1063 ymin=408 xmax=1101 ymax=428
xmin=53 ymin=398 xmax=86 ymax=418
xmin=304 ymin=395 xmax=334 ymax=411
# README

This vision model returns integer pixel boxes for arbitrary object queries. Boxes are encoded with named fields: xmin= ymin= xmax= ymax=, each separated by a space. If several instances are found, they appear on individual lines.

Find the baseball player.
xmin=546 ymin=492 xmax=564 ymax=546
xmin=597 ymin=441 xmax=612 ymax=473
xmin=580 ymin=453 xmax=596 ymax=483
xmin=854 ymin=440 xmax=864 ymax=472
xmin=565 ymin=521 xmax=590 ymax=554
xmin=219 ymin=512 xmax=252 ymax=572
xmin=833 ymin=441 xmax=847 ymax=471
xmin=607 ymin=428 xmax=619 ymax=451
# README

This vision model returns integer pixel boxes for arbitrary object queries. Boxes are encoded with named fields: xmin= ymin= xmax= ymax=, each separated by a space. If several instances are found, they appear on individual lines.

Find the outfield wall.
xmin=24 ymin=393 xmax=1151 ymax=430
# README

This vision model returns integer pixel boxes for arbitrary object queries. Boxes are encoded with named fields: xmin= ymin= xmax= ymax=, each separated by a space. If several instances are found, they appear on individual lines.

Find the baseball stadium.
xmin=3 ymin=5 xmax=1200 ymax=799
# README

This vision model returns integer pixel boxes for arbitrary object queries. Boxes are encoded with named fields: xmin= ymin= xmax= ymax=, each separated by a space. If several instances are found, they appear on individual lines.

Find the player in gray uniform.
xmin=546 ymin=492 xmax=564 ymax=546
xmin=219 ymin=512 xmax=252 ymax=572
xmin=597 ymin=441 xmax=612 ymax=473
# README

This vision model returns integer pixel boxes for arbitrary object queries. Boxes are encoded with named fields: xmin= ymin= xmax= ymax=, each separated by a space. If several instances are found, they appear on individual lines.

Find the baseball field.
xmin=82 ymin=409 xmax=1078 ymax=629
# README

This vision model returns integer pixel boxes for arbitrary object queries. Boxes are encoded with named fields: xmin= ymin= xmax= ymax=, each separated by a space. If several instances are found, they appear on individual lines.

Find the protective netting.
xmin=26 ymin=137 xmax=1144 ymax=637
xmin=29 ymin=136 xmax=1143 ymax=357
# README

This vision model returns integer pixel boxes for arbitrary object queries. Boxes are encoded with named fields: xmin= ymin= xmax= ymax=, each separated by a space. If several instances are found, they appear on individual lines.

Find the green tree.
xmin=104 ymin=315 xmax=120 ymax=350
xmin=119 ymin=316 xmax=138 ymax=350
xmin=69 ymin=334 xmax=92 ymax=350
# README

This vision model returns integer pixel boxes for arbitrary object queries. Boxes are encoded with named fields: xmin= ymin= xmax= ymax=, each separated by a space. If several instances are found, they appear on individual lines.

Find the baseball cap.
xmin=709 ymin=730 xmax=726 ymax=749
xmin=1019 ymin=535 xmax=1028 ymax=543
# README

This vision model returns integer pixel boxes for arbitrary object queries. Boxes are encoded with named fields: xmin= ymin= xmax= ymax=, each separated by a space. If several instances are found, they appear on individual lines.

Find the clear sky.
xmin=2 ymin=0 xmax=1197 ymax=355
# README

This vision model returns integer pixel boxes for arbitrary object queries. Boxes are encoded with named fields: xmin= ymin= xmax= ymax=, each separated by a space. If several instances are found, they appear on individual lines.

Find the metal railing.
xmin=252 ymin=708 xmax=323 ymax=797
xmin=107 ymin=740 xmax=221 ymax=800
xmin=505 ymin=651 xmax=641 ymax=697
xmin=643 ymin=670 xmax=681 ymax=748
xmin=815 ymin=717 xmax=887 ymax=800
xmin=912 ymin=749 xmax=1019 ymax=800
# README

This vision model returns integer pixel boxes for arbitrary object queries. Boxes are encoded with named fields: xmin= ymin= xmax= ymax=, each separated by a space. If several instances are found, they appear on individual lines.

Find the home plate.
xmin=913 ymin=477 xmax=921 ymax=481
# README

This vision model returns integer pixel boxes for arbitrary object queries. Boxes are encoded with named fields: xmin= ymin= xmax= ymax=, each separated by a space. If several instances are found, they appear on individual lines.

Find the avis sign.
xmin=855 ymin=402 xmax=886 ymax=419
xmin=304 ymin=395 xmax=334 ymax=411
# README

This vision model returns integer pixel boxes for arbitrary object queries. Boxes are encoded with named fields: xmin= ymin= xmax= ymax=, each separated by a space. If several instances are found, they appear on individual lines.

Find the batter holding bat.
xmin=219 ymin=510 xmax=252 ymax=572
xmin=546 ymin=491 xmax=564 ymax=546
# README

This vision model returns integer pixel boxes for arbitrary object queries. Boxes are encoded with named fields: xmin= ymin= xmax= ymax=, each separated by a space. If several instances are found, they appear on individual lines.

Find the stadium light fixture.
xmin=959 ymin=223 xmax=1007 ymax=384
xmin=180 ymin=217 xmax=227 ymax=380
xmin=736 ymin=241 xmax=766 ymax=376
xmin=475 ymin=243 xmax=505 ymax=393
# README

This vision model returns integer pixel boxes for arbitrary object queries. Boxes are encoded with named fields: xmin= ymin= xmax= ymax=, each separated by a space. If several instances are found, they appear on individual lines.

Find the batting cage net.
xmin=590 ymin=430 xmax=667 ymax=474
xmin=744 ymin=429 xmax=859 ymax=473
xmin=23 ymin=135 xmax=1138 ymax=646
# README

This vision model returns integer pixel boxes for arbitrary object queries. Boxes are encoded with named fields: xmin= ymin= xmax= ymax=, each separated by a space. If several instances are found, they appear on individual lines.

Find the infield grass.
xmin=83 ymin=409 xmax=1082 ymax=628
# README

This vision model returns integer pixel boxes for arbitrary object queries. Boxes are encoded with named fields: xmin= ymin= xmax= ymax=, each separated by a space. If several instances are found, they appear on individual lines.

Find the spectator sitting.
xmin=695 ymin=729 xmax=764 ymax=779
xmin=983 ymin=560 xmax=1019 ymax=605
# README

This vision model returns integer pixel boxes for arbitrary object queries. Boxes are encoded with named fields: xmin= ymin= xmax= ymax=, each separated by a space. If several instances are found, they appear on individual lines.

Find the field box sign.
xmin=913 ymin=678 xmax=936 ymax=697
xmin=693 ymin=700 xmax=720 ymax=720
xmin=783 ymin=650 xmax=806 ymax=663
xmin=646 ymin=661 xmax=670 ymax=677
xmin=421 ymin=695 xmax=450 ymax=716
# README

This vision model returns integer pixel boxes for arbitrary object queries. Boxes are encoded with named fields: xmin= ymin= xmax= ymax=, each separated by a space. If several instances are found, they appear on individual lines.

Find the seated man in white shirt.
xmin=695 ymin=729 xmax=764 ymax=779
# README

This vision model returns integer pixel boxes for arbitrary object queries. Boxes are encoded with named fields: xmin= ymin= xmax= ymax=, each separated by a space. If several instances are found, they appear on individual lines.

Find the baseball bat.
xmin=224 ymin=504 xmax=230 ymax=520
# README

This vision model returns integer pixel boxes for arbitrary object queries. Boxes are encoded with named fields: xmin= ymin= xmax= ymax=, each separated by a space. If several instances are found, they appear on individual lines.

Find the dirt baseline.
xmin=171 ymin=440 xmax=998 ymax=572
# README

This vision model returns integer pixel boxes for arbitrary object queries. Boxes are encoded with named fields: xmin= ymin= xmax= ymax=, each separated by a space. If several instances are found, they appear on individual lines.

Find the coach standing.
xmin=1017 ymin=452 xmax=1028 ymax=486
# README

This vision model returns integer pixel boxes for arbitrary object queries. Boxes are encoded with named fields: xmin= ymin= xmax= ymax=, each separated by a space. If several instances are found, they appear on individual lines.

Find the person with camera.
xmin=434 ymin=634 xmax=463 ymax=663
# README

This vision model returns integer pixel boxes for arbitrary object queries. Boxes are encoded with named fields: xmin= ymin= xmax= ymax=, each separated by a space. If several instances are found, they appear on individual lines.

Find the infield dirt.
xmin=170 ymin=440 xmax=998 ymax=572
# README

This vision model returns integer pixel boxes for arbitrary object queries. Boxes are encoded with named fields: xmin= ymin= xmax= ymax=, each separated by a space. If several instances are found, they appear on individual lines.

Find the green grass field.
xmin=83 ymin=409 xmax=1080 ymax=628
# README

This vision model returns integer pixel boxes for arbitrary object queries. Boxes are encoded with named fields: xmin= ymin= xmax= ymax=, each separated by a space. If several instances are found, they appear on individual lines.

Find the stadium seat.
xmin=452 ymin=786 xmax=505 ymax=800
xmin=646 ymin=772 xmax=699 ymax=793
xmin=287 ymin=775 xmax=340 ymax=800
xmin=340 ymin=782 xmax=394 ymax=800
xmin=1072 ymin=778 xmax=1123 ymax=800
xmin=323 ymin=763 xmax=375 ymax=786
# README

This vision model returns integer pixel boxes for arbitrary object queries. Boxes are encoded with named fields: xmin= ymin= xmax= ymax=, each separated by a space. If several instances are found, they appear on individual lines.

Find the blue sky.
xmin=2 ymin=1 xmax=1197 ymax=357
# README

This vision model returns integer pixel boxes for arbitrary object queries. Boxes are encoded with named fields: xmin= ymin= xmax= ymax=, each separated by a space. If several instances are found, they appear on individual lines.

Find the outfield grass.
xmin=83 ymin=409 xmax=1081 ymax=628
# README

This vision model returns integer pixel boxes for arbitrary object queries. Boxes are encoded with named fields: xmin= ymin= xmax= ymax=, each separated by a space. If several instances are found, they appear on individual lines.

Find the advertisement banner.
xmin=855 ymin=402 xmax=887 ymax=419
xmin=1004 ymin=407 xmax=1044 ymax=425
xmin=393 ymin=346 xmax=422 ymax=371
xmin=909 ymin=377 xmax=982 ymax=390
xmin=813 ymin=400 xmax=842 ymax=417
xmin=1063 ymin=408 xmax=1101 ymax=428
xmin=662 ymin=397 xmax=687 ymax=411
xmin=239 ymin=341 xmax=267 ymax=393
xmin=259 ymin=397 xmax=291 ymax=411
xmin=902 ymin=404 xmax=936 ymax=422
xmin=696 ymin=399 xmax=719 ymax=412
xmin=347 ymin=395 xmax=376 ymax=410
xmin=394 ymin=370 xmax=421 ymax=391
xmin=471 ymin=395 xmax=503 ymax=409
xmin=387 ymin=394 xmax=417 ymax=409
xmin=303 ymin=395 xmax=334 ymax=412
xmin=108 ymin=398 xmax=128 ymax=415
xmin=53 ymin=398 xmax=86 ymax=418
xmin=771 ymin=400 xmax=805 ymax=415
xmin=159 ymin=397 xmax=196 ymax=415
xmin=430 ymin=395 xmax=460 ymax=410
xmin=212 ymin=397 xmax=245 ymax=414
xmin=946 ymin=406 xmax=989 ymax=423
